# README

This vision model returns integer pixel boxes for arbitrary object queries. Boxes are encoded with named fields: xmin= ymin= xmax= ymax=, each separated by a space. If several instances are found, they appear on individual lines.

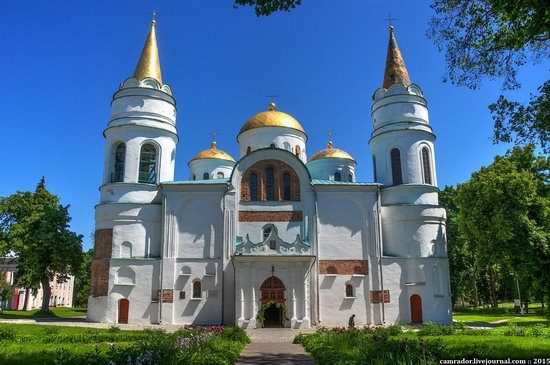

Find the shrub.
xmin=503 ymin=323 xmax=526 ymax=336
xmin=417 ymin=322 xmax=455 ymax=336
xmin=108 ymin=325 xmax=120 ymax=333
xmin=43 ymin=326 xmax=59 ymax=335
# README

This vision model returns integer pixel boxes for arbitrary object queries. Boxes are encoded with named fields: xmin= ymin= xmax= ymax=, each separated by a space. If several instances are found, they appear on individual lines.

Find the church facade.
xmin=87 ymin=20 xmax=452 ymax=327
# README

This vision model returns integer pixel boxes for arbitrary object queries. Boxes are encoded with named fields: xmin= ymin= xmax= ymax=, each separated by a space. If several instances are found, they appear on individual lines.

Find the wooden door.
xmin=410 ymin=294 xmax=422 ymax=324
xmin=118 ymin=299 xmax=129 ymax=324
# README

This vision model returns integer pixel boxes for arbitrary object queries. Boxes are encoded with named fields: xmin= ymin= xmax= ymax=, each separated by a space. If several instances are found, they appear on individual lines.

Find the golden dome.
xmin=190 ymin=141 xmax=235 ymax=163
xmin=239 ymin=103 xmax=305 ymax=135
xmin=308 ymin=141 xmax=355 ymax=162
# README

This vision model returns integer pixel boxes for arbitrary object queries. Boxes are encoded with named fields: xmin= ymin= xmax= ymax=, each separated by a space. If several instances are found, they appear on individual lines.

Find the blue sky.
xmin=1 ymin=0 xmax=546 ymax=250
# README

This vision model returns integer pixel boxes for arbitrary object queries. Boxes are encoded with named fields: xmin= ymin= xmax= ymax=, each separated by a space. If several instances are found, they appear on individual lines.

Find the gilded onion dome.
xmin=308 ymin=141 xmax=354 ymax=162
xmin=190 ymin=141 xmax=235 ymax=162
xmin=239 ymin=103 xmax=305 ymax=135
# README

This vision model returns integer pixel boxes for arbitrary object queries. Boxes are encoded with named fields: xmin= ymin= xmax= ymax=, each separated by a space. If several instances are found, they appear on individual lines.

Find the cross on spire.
xmin=383 ymin=14 xmax=397 ymax=28
xmin=327 ymin=131 xmax=333 ymax=148
xmin=266 ymin=93 xmax=279 ymax=104
xmin=152 ymin=9 xmax=157 ymax=22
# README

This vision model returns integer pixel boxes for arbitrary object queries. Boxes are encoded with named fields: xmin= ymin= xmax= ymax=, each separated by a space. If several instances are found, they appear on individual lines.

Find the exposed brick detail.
xmin=161 ymin=289 xmax=174 ymax=303
xmin=239 ymin=211 xmax=303 ymax=222
xmin=370 ymin=290 xmax=390 ymax=304
xmin=94 ymin=229 xmax=113 ymax=259
xmin=241 ymin=159 xmax=300 ymax=201
xmin=90 ymin=259 xmax=109 ymax=296
xmin=319 ymin=260 xmax=369 ymax=275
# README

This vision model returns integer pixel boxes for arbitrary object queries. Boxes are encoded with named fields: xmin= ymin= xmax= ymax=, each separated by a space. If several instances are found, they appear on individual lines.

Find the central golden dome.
xmin=239 ymin=103 xmax=305 ymax=135
xmin=308 ymin=141 xmax=355 ymax=162
xmin=190 ymin=142 xmax=235 ymax=163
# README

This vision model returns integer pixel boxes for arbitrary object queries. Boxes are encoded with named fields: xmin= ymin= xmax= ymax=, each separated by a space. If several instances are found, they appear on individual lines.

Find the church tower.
xmin=88 ymin=20 xmax=177 ymax=324
xmin=369 ymin=26 xmax=451 ymax=323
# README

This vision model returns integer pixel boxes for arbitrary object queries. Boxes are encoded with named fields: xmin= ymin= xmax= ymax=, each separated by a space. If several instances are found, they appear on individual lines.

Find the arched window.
xmin=192 ymin=174 xmax=196 ymax=180
xmin=372 ymin=156 xmax=377 ymax=181
xmin=345 ymin=283 xmax=354 ymax=298
xmin=250 ymin=173 xmax=258 ymax=201
xmin=263 ymin=225 xmax=274 ymax=240
xmin=283 ymin=173 xmax=291 ymax=200
xmin=421 ymin=147 xmax=432 ymax=184
xmin=266 ymin=167 xmax=275 ymax=201
xmin=295 ymin=145 xmax=301 ymax=157
xmin=348 ymin=173 xmax=353 ymax=182
xmin=246 ymin=146 xmax=251 ymax=154
xmin=390 ymin=148 xmax=403 ymax=185
xmin=138 ymin=144 xmax=157 ymax=183
xmin=192 ymin=281 xmax=201 ymax=299
xmin=216 ymin=172 xmax=225 ymax=179
xmin=283 ymin=142 xmax=291 ymax=151
xmin=334 ymin=172 xmax=341 ymax=181
xmin=112 ymin=143 xmax=125 ymax=183
xmin=203 ymin=172 xmax=210 ymax=180
xmin=270 ymin=143 xmax=276 ymax=148
xmin=120 ymin=242 xmax=132 ymax=258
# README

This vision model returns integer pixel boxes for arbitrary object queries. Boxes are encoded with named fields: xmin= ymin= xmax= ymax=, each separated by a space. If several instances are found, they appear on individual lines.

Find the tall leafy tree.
xmin=428 ymin=0 xmax=550 ymax=152
xmin=457 ymin=146 xmax=550 ymax=309
xmin=0 ymin=178 xmax=83 ymax=312
xmin=73 ymin=248 xmax=93 ymax=308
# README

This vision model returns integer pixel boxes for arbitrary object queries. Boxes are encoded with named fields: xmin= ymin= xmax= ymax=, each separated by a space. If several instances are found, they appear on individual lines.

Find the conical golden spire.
xmin=383 ymin=26 xmax=411 ymax=89
xmin=133 ymin=20 xmax=163 ymax=84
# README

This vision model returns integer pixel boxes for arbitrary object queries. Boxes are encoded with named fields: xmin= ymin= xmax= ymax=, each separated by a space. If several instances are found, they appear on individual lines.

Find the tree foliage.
xmin=0 ymin=178 xmax=83 ymax=312
xmin=73 ymin=248 xmax=93 ymax=308
xmin=428 ymin=0 xmax=550 ymax=152
xmin=233 ymin=0 xmax=302 ymax=16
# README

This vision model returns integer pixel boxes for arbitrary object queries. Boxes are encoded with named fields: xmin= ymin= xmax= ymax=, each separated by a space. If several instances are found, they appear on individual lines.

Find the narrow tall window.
xmin=390 ymin=148 xmax=403 ymax=185
xmin=345 ymin=284 xmax=354 ymax=298
xmin=203 ymin=172 xmax=210 ymax=180
xmin=112 ymin=143 xmax=125 ymax=183
xmin=373 ymin=156 xmax=377 ymax=181
xmin=334 ymin=172 xmax=341 ymax=181
xmin=266 ymin=167 xmax=274 ymax=201
xmin=263 ymin=226 xmax=272 ymax=240
xmin=295 ymin=145 xmax=301 ymax=157
xmin=246 ymin=146 xmax=251 ymax=154
xmin=283 ymin=173 xmax=291 ymax=200
xmin=138 ymin=144 xmax=157 ymax=183
xmin=348 ymin=174 xmax=353 ymax=182
xmin=421 ymin=147 xmax=432 ymax=184
xmin=216 ymin=172 xmax=224 ymax=179
xmin=192 ymin=281 xmax=201 ymax=299
xmin=250 ymin=173 xmax=258 ymax=201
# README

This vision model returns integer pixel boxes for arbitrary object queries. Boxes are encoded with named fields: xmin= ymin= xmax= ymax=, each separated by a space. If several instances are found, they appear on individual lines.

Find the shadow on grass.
xmin=0 ymin=308 xmax=87 ymax=320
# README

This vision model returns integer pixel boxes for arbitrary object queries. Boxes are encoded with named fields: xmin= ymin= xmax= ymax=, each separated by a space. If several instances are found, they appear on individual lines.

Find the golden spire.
xmin=133 ymin=18 xmax=163 ymax=84
xmin=383 ymin=26 xmax=411 ymax=89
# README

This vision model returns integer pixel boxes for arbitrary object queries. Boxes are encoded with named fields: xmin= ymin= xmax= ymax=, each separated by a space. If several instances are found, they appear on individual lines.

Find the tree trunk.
xmin=472 ymin=256 xmax=479 ymax=307
xmin=40 ymin=277 xmax=51 ymax=313
xmin=541 ymin=295 xmax=545 ymax=309
xmin=22 ymin=287 xmax=30 ymax=311
xmin=489 ymin=267 xmax=498 ymax=308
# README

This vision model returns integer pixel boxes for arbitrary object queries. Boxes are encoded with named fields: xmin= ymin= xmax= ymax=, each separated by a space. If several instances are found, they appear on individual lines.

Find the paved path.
xmin=236 ymin=328 xmax=315 ymax=365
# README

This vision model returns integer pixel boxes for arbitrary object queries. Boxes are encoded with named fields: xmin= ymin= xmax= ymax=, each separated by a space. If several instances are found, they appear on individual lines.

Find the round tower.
xmin=100 ymin=19 xmax=178 ymax=205
xmin=188 ymin=141 xmax=236 ymax=180
xmin=369 ymin=26 xmax=445 ymax=258
xmin=307 ymin=140 xmax=356 ymax=182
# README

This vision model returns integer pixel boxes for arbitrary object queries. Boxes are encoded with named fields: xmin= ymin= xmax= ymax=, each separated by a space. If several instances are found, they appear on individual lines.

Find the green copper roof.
xmin=161 ymin=179 xmax=230 ymax=185
xmin=311 ymin=179 xmax=380 ymax=186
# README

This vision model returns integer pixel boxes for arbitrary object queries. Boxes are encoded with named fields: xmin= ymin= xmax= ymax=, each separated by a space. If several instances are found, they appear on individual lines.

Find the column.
xmin=303 ymin=267 xmax=309 ymax=322
xmin=291 ymin=266 xmax=297 ymax=320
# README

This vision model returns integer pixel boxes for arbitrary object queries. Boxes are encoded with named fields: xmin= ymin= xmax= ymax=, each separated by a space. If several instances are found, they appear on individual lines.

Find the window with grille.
xmin=334 ymin=172 xmax=341 ymax=181
xmin=250 ymin=173 xmax=258 ymax=201
xmin=421 ymin=147 xmax=432 ymax=184
xmin=203 ymin=172 xmax=210 ymax=180
xmin=192 ymin=281 xmax=201 ymax=299
xmin=138 ymin=144 xmax=157 ymax=183
xmin=345 ymin=284 xmax=354 ymax=298
xmin=373 ymin=156 xmax=377 ymax=181
xmin=111 ymin=143 xmax=125 ymax=183
xmin=266 ymin=167 xmax=275 ymax=200
xmin=390 ymin=148 xmax=403 ymax=185
xmin=283 ymin=173 xmax=291 ymax=200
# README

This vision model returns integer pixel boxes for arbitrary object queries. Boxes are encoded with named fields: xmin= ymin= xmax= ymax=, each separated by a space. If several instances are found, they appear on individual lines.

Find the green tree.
xmin=457 ymin=146 xmax=550 ymax=309
xmin=428 ymin=0 xmax=550 ymax=152
xmin=233 ymin=0 xmax=302 ymax=16
xmin=73 ymin=248 xmax=93 ymax=308
xmin=0 ymin=178 xmax=83 ymax=313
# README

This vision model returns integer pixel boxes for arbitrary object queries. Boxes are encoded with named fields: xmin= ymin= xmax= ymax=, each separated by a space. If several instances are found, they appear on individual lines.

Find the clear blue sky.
xmin=1 ymin=0 xmax=546 ymax=250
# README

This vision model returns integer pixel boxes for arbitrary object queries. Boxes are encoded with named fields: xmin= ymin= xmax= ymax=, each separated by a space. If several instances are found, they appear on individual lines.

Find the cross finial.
xmin=383 ymin=14 xmax=397 ymax=30
xmin=211 ymin=131 xmax=217 ymax=148
xmin=327 ymin=131 xmax=333 ymax=148
xmin=152 ymin=9 xmax=157 ymax=21
xmin=266 ymin=93 xmax=279 ymax=104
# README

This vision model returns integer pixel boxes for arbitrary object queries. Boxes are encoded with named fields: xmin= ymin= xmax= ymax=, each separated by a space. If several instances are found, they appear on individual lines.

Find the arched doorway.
xmin=118 ymin=299 xmax=129 ymax=324
xmin=410 ymin=294 xmax=422 ymax=324
xmin=260 ymin=276 xmax=286 ymax=327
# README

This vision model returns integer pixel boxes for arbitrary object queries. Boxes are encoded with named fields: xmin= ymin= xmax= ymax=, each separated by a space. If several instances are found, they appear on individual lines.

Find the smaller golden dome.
xmin=191 ymin=141 xmax=236 ymax=162
xmin=308 ymin=141 xmax=354 ymax=162
xmin=239 ymin=103 xmax=305 ymax=135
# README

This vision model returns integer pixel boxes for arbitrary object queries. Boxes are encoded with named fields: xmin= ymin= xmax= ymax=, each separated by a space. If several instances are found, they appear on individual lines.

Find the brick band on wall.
xmin=161 ymin=289 xmax=174 ymax=303
xmin=319 ymin=260 xmax=368 ymax=275
xmin=239 ymin=211 xmax=303 ymax=222
xmin=90 ymin=229 xmax=113 ymax=297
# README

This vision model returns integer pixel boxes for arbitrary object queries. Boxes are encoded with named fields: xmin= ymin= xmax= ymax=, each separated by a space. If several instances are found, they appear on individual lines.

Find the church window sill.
xmin=324 ymin=274 xmax=337 ymax=277
xmin=344 ymin=296 xmax=356 ymax=299
xmin=352 ymin=274 xmax=366 ymax=277
xmin=190 ymin=298 xmax=201 ymax=301
xmin=114 ymin=283 xmax=135 ymax=287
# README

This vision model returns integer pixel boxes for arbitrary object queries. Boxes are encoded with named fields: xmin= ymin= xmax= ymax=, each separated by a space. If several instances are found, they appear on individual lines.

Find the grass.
xmin=0 ymin=323 xmax=249 ymax=365
xmin=452 ymin=301 xmax=549 ymax=324
xmin=0 ymin=307 xmax=87 ymax=319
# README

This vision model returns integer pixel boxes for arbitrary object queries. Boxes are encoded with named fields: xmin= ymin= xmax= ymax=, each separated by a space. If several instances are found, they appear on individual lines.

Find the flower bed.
xmin=0 ymin=324 xmax=249 ymax=365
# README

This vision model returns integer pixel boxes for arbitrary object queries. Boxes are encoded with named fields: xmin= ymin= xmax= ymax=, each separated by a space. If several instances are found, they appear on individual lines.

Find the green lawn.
xmin=0 ymin=307 xmax=87 ymax=319
xmin=0 ymin=323 xmax=249 ymax=365
xmin=452 ymin=301 xmax=549 ymax=324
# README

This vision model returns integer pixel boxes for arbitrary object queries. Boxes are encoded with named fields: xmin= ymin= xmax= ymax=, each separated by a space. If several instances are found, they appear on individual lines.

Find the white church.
xmin=87 ymin=20 xmax=452 ymax=327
